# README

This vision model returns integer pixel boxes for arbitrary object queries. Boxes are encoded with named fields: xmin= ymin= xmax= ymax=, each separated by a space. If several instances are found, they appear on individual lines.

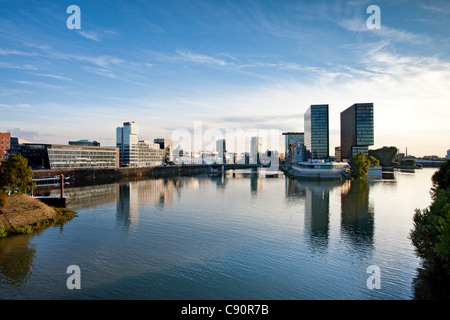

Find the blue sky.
xmin=1 ymin=0 xmax=449 ymax=156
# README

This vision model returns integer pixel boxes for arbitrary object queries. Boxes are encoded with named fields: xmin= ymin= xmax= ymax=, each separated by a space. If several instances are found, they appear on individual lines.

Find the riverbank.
xmin=0 ymin=194 xmax=76 ymax=238
xmin=32 ymin=164 xmax=270 ymax=185
xmin=32 ymin=164 xmax=217 ymax=185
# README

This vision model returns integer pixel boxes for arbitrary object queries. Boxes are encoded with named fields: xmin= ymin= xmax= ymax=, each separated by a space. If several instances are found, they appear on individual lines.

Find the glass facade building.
xmin=9 ymin=143 xmax=119 ymax=169
xmin=304 ymin=105 xmax=329 ymax=159
xmin=47 ymin=145 xmax=119 ymax=169
xmin=282 ymin=132 xmax=304 ymax=164
xmin=340 ymin=103 xmax=374 ymax=161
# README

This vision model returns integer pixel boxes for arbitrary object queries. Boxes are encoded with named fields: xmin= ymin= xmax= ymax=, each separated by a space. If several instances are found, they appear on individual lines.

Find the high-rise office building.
xmin=216 ymin=139 xmax=226 ymax=164
xmin=340 ymin=103 xmax=374 ymax=161
xmin=116 ymin=121 xmax=139 ymax=167
xmin=250 ymin=137 xmax=261 ymax=164
xmin=304 ymin=105 xmax=329 ymax=159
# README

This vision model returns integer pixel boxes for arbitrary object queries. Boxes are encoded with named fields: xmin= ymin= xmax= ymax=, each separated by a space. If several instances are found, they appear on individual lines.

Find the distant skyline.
xmin=1 ymin=0 xmax=449 ymax=157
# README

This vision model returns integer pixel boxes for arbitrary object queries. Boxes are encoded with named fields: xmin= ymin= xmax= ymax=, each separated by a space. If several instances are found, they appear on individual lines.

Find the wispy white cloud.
xmin=11 ymin=80 xmax=63 ymax=89
xmin=34 ymin=73 xmax=73 ymax=81
xmin=0 ymin=103 xmax=33 ymax=109
xmin=176 ymin=50 xmax=227 ymax=66
xmin=0 ymin=62 xmax=39 ymax=70
xmin=418 ymin=2 xmax=450 ymax=14
xmin=0 ymin=48 xmax=38 ymax=56
xmin=79 ymin=31 xmax=101 ymax=42
xmin=338 ymin=18 xmax=432 ymax=44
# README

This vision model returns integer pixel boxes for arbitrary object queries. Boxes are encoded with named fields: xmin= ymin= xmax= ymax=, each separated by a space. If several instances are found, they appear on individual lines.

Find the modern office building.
xmin=0 ymin=132 xmax=11 ymax=164
xmin=216 ymin=139 xmax=226 ymax=164
xmin=9 ymin=143 xmax=119 ymax=169
xmin=446 ymin=149 xmax=450 ymax=160
xmin=250 ymin=137 xmax=261 ymax=164
xmin=282 ymin=132 xmax=304 ymax=164
xmin=116 ymin=122 xmax=169 ymax=167
xmin=136 ymin=140 xmax=166 ymax=167
xmin=154 ymin=138 xmax=173 ymax=163
xmin=304 ymin=104 xmax=329 ymax=159
xmin=116 ymin=122 xmax=139 ymax=167
xmin=340 ymin=103 xmax=374 ymax=161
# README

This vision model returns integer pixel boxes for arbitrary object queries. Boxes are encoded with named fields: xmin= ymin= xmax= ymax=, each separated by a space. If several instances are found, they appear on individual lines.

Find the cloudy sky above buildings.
xmin=0 ymin=0 xmax=449 ymax=156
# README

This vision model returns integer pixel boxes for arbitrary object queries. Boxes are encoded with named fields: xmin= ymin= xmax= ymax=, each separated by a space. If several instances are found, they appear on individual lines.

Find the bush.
xmin=410 ymin=160 xmax=450 ymax=277
xmin=0 ymin=189 xmax=6 ymax=207
xmin=350 ymin=152 xmax=370 ymax=179
xmin=400 ymin=159 xmax=416 ymax=167
xmin=432 ymin=160 xmax=450 ymax=191
xmin=0 ymin=226 xmax=8 ymax=238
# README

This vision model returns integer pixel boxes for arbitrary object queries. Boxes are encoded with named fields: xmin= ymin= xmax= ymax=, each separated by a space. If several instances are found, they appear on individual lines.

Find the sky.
xmin=0 ymin=0 xmax=449 ymax=157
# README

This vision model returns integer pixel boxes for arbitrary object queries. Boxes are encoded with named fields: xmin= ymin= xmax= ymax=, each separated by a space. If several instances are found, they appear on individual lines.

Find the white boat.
xmin=287 ymin=160 xmax=351 ymax=180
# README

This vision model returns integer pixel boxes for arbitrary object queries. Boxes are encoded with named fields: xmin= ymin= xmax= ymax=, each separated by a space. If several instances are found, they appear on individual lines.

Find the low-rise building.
xmin=137 ymin=140 xmax=166 ymax=167
xmin=9 ymin=142 xmax=119 ymax=169
xmin=283 ymin=132 xmax=305 ymax=164
xmin=0 ymin=132 xmax=11 ymax=164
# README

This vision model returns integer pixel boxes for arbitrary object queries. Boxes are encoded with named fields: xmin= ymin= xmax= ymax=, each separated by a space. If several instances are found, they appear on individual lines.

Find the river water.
xmin=0 ymin=168 xmax=438 ymax=299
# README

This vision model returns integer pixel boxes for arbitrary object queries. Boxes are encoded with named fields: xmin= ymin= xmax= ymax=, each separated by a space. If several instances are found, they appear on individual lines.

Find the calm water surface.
xmin=0 ymin=168 xmax=437 ymax=299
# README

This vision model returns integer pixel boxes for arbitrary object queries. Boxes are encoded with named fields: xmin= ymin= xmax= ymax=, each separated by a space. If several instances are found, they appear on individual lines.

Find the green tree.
xmin=435 ymin=212 xmax=450 ymax=273
xmin=368 ymin=146 xmax=397 ymax=167
xmin=410 ymin=160 xmax=450 ymax=277
xmin=432 ymin=160 xmax=450 ymax=191
xmin=368 ymin=155 xmax=380 ymax=167
xmin=350 ymin=152 xmax=370 ymax=179
xmin=0 ymin=154 xmax=35 ymax=194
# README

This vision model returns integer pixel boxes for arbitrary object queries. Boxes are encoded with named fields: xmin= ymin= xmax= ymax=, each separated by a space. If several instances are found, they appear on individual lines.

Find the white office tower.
xmin=117 ymin=121 xmax=139 ymax=167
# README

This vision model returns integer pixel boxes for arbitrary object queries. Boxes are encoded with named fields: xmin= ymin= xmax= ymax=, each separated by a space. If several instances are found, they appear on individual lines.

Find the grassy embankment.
xmin=0 ymin=194 xmax=77 ymax=238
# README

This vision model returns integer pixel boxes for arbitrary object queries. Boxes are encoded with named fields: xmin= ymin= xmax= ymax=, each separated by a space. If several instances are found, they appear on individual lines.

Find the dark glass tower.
xmin=340 ymin=103 xmax=374 ymax=161
xmin=304 ymin=104 xmax=329 ymax=159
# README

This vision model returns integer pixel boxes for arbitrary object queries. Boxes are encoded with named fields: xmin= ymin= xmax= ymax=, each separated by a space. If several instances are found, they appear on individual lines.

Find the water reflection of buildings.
xmin=340 ymin=179 xmax=374 ymax=253
xmin=116 ymin=178 xmax=175 ymax=231
xmin=116 ymin=183 xmax=139 ymax=231
xmin=285 ymin=178 xmax=375 ymax=255
xmin=44 ymin=184 xmax=117 ymax=209
xmin=285 ymin=179 xmax=340 ymax=252
xmin=304 ymin=183 xmax=332 ymax=252
xmin=225 ymin=168 xmax=281 ymax=195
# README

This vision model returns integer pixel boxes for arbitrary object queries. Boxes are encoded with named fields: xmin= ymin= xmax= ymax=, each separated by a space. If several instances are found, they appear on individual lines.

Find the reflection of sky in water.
xmin=0 ymin=168 xmax=437 ymax=299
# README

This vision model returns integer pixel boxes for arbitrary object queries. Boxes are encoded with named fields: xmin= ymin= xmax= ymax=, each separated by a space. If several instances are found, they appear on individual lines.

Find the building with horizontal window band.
xmin=340 ymin=103 xmax=374 ymax=162
xmin=9 ymin=143 xmax=119 ymax=169
xmin=304 ymin=104 xmax=329 ymax=160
